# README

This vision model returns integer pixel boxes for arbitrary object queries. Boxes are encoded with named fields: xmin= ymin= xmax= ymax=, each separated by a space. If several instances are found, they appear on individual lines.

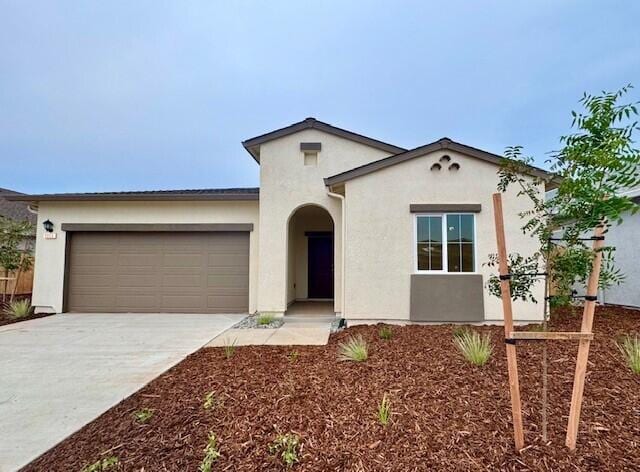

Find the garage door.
xmin=66 ymin=232 xmax=249 ymax=313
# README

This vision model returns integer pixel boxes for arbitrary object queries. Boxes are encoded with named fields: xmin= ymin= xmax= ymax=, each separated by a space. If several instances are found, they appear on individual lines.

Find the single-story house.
xmin=9 ymin=118 xmax=554 ymax=322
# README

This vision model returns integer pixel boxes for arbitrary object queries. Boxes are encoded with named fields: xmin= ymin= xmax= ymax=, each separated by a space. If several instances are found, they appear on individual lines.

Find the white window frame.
xmin=413 ymin=213 xmax=477 ymax=274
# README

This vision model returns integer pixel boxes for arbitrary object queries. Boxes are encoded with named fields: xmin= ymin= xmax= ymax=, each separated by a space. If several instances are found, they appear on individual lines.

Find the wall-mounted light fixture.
xmin=43 ymin=219 xmax=54 ymax=233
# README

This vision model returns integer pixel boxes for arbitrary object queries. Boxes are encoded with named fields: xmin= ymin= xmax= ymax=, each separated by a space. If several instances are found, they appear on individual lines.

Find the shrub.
xmin=203 ymin=391 xmax=217 ymax=410
xmin=82 ymin=456 xmax=118 ymax=472
xmin=378 ymin=325 xmax=393 ymax=340
xmin=377 ymin=393 xmax=391 ymax=426
xmin=223 ymin=338 xmax=237 ymax=359
xmin=257 ymin=313 xmax=276 ymax=326
xmin=199 ymin=432 xmax=221 ymax=472
xmin=337 ymin=334 xmax=368 ymax=362
xmin=287 ymin=350 xmax=299 ymax=362
xmin=616 ymin=335 xmax=640 ymax=374
xmin=452 ymin=326 xmax=466 ymax=339
xmin=269 ymin=433 xmax=300 ymax=468
xmin=133 ymin=408 xmax=153 ymax=423
xmin=6 ymin=299 xmax=31 ymax=319
xmin=453 ymin=329 xmax=493 ymax=366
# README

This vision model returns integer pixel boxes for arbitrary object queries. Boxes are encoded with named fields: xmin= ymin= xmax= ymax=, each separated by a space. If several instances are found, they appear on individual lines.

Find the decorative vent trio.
xmin=430 ymin=154 xmax=460 ymax=172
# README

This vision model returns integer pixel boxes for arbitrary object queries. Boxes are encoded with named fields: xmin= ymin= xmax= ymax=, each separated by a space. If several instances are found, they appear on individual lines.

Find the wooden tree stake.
xmin=492 ymin=193 xmax=525 ymax=450
xmin=565 ymin=225 xmax=605 ymax=450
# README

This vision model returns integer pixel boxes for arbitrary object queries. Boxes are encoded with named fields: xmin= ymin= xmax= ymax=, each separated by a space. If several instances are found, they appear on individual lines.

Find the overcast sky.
xmin=1 ymin=1 xmax=639 ymax=194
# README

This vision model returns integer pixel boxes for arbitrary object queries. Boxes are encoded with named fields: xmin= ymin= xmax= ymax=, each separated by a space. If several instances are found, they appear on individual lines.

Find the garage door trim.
xmin=61 ymin=223 xmax=253 ymax=232
xmin=62 ymin=227 xmax=251 ymax=313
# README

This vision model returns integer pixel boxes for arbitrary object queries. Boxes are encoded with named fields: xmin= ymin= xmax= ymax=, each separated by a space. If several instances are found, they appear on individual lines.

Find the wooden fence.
xmin=0 ymin=267 xmax=34 ymax=295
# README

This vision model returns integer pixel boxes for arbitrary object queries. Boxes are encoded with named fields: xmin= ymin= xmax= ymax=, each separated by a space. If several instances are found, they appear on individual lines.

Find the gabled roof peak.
xmin=242 ymin=118 xmax=406 ymax=163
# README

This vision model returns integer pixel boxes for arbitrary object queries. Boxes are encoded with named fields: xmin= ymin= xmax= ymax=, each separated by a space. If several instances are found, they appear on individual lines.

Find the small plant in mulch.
xmin=257 ymin=313 xmax=277 ymax=326
xmin=376 ymin=393 xmax=392 ymax=427
xmin=203 ymin=391 xmax=218 ymax=410
xmin=452 ymin=325 xmax=466 ymax=339
xmin=269 ymin=433 xmax=301 ymax=468
xmin=527 ymin=323 xmax=545 ymax=332
xmin=132 ymin=408 xmax=153 ymax=424
xmin=199 ymin=432 xmax=221 ymax=472
xmin=378 ymin=325 xmax=393 ymax=340
xmin=616 ymin=334 xmax=640 ymax=374
xmin=337 ymin=334 xmax=368 ymax=362
xmin=453 ymin=328 xmax=493 ymax=366
xmin=81 ymin=456 xmax=119 ymax=472
xmin=287 ymin=350 xmax=300 ymax=363
xmin=223 ymin=338 xmax=238 ymax=359
xmin=6 ymin=299 xmax=32 ymax=319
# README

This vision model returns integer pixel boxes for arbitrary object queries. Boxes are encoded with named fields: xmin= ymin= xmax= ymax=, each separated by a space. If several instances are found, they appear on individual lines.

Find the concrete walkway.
xmin=207 ymin=315 xmax=333 ymax=347
xmin=0 ymin=312 xmax=244 ymax=472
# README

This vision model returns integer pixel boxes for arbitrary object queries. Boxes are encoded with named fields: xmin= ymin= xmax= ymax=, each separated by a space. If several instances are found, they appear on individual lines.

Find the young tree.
xmin=487 ymin=85 xmax=640 ymax=441
xmin=0 ymin=217 xmax=34 ymax=302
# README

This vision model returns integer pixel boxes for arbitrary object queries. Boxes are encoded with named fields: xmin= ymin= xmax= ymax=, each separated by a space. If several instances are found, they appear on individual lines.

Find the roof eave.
xmin=324 ymin=138 xmax=558 ymax=189
xmin=242 ymin=118 xmax=406 ymax=165
xmin=6 ymin=193 xmax=260 ymax=203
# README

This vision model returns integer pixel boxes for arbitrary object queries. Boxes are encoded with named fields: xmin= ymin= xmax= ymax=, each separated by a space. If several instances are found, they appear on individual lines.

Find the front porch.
xmin=285 ymin=300 xmax=336 ymax=318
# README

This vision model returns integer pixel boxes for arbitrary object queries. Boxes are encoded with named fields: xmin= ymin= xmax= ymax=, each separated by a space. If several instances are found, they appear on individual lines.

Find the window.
xmin=415 ymin=214 xmax=475 ymax=272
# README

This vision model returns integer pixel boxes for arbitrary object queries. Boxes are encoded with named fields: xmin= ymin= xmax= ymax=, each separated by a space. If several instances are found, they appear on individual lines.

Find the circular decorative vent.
xmin=430 ymin=163 xmax=442 ymax=171
xmin=449 ymin=163 xmax=460 ymax=171
xmin=439 ymin=155 xmax=451 ymax=163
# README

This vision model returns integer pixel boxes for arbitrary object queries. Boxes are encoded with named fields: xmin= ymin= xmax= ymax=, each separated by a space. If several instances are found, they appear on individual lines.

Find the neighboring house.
xmin=596 ymin=188 xmax=640 ymax=308
xmin=0 ymin=187 xmax=37 ymax=229
xmin=0 ymin=187 xmax=37 ymax=295
xmin=9 ymin=118 xmax=555 ymax=321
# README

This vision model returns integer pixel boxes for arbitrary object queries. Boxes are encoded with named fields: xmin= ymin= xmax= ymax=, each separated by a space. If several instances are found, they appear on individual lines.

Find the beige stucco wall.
xmin=31 ymin=200 xmax=259 ymax=314
xmin=257 ymin=129 xmax=393 ymax=315
xmin=344 ymin=149 xmax=545 ymax=321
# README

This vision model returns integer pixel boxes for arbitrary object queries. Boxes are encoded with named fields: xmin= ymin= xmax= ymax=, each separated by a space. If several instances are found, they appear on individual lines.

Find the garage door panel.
xmin=67 ymin=232 xmax=249 ymax=313
xmin=72 ymin=274 xmax=116 ymax=288
xmin=207 ymin=295 xmax=248 ymax=312
xmin=117 ymin=274 xmax=159 ymax=287
xmin=207 ymin=274 xmax=249 ymax=288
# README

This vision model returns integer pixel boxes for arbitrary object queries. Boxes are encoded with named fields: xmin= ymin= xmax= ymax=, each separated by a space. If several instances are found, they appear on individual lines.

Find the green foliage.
xmin=493 ymin=85 xmax=640 ymax=302
xmin=452 ymin=326 xmax=466 ymax=339
xmin=616 ymin=334 xmax=640 ymax=374
xmin=287 ymin=350 xmax=299 ymax=362
xmin=203 ymin=391 xmax=217 ymax=410
xmin=377 ymin=393 xmax=392 ymax=426
xmin=6 ymin=299 xmax=32 ymax=319
xmin=81 ymin=456 xmax=119 ymax=472
xmin=549 ymin=294 xmax=572 ymax=308
xmin=269 ymin=433 xmax=300 ymax=468
xmin=199 ymin=432 xmax=221 ymax=472
xmin=133 ymin=408 xmax=153 ymax=423
xmin=453 ymin=329 xmax=493 ymax=366
xmin=223 ymin=338 xmax=237 ymax=359
xmin=337 ymin=334 xmax=368 ymax=362
xmin=0 ymin=217 xmax=34 ymax=273
xmin=485 ymin=253 xmax=541 ymax=302
xmin=256 ymin=313 xmax=276 ymax=326
xmin=378 ymin=325 xmax=393 ymax=340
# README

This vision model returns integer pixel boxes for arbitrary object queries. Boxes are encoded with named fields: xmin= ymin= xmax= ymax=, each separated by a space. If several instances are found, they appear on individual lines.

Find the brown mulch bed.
xmin=23 ymin=305 xmax=640 ymax=471
xmin=0 ymin=296 xmax=54 ymax=326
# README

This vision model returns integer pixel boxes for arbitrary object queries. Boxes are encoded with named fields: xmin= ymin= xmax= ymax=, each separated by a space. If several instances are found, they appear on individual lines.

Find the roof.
xmin=324 ymin=138 xmax=558 ymax=188
xmin=242 ymin=117 xmax=406 ymax=162
xmin=0 ymin=188 xmax=37 ymax=224
xmin=6 ymin=187 xmax=260 ymax=202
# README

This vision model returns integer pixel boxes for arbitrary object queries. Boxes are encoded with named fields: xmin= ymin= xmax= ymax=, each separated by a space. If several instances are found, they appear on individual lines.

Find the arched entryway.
xmin=286 ymin=204 xmax=335 ymax=315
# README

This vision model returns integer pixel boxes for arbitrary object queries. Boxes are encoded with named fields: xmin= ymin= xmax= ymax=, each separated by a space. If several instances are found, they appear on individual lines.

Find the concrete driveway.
xmin=0 ymin=312 xmax=244 ymax=472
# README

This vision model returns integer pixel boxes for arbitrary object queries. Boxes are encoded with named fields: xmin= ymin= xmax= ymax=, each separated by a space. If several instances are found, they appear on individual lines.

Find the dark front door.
xmin=307 ymin=234 xmax=334 ymax=299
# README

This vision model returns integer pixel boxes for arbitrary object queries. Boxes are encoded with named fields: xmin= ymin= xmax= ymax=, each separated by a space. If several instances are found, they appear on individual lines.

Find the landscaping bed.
xmin=0 ymin=296 xmax=53 ymax=326
xmin=23 ymin=305 xmax=640 ymax=471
